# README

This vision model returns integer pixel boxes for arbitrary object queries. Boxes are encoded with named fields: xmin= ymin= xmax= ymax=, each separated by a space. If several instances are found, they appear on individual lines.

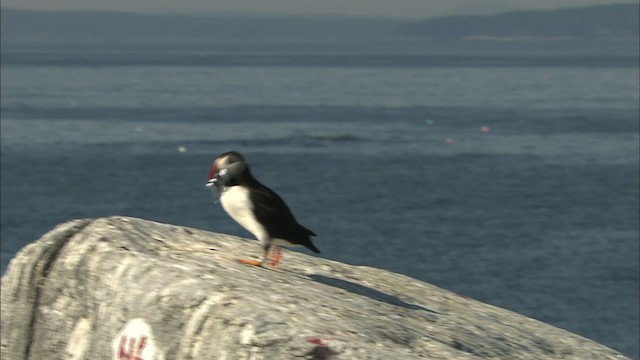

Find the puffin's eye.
xmin=218 ymin=168 xmax=228 ymax=177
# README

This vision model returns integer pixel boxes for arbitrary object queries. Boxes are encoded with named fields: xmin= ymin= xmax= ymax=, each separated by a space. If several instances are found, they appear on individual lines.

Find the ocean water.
xmin=1 ymin=40 xmax=638 ymax=358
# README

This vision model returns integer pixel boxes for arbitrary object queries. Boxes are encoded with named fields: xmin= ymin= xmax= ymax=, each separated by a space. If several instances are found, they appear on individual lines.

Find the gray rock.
xmin=1 ymin=216 xmax=630 ymax=360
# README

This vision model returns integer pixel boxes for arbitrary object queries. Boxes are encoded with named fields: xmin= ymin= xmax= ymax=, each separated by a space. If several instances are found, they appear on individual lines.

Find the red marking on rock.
xmin=268 ymin=246 xmax=283 ymax=267
xmin=305 ymin=336 xmax=329 ymax=347
xmin=118 ymin=335 xmax=148 ymax=360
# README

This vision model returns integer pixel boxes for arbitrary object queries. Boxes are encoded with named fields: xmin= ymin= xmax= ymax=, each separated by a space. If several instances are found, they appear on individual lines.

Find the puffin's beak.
xmin=205 ymin=178 xmax=216 ymax=188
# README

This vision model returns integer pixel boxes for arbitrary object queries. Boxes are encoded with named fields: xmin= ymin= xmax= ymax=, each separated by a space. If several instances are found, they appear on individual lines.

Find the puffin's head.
xmin=206 ymin=151 xmax=248 ymax=190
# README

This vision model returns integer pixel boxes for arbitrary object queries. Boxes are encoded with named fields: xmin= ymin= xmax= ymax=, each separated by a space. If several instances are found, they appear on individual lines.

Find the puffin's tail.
xmin=299 ymin=226 xmax=320 ymax=253
xmin=304 ymin=239 xmax=320 ymax=253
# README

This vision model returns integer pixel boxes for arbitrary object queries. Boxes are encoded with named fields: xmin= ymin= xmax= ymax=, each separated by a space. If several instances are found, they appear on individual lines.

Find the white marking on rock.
xmin=112 ymin=318 xmax=157 ymax=360
xmin=66 ymin=318 xmax=91 ymax=360
xmin=240 ymin=324 xmax=255 ymax=345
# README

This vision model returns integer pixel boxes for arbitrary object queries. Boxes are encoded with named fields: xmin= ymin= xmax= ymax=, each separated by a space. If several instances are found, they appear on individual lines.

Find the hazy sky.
xmin=1 ymin=0 xmax=630 ymax=18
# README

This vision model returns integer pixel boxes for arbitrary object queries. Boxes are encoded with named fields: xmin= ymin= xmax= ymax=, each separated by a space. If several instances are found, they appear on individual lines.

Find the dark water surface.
xmin=1 ymin=40 xmax=638 ymax=358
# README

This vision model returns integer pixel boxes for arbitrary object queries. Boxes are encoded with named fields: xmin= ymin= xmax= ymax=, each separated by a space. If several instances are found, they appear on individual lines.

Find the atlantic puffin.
xmin=206 ymin=151 xmax=319 ymax=267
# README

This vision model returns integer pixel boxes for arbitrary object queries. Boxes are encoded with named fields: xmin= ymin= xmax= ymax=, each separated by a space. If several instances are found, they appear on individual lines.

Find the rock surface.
xmin=1 ymin=216 xmax=630 ymax=360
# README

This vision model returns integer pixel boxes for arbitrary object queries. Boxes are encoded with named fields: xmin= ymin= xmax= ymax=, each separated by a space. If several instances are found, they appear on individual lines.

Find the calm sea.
xmin=1 ymin=40 xmax=638 ymax=358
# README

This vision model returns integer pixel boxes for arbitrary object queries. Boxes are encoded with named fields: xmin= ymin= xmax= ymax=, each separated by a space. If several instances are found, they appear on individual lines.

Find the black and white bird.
xmin=206 ymin=151 xmax=319 ymax=267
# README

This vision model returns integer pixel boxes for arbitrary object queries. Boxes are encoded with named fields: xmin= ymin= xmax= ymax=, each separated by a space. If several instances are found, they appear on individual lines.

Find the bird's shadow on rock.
xmin=308 ymin=274 xmax=441 ymax=314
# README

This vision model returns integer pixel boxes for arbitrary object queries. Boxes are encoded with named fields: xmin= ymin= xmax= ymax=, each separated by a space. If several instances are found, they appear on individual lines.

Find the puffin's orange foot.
xmin=238 ymin=259 xmax=263 ymax=266
xmin=267 ymin=246 xmax=283 ymax=268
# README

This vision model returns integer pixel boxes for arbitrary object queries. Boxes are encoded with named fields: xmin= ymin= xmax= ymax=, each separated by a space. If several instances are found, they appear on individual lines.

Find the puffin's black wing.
xmin=248 ymin=184 xmax=319 ymax=253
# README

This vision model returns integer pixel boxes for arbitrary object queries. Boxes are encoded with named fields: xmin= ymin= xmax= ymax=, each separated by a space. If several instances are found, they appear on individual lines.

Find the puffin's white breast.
xmin=219 ymin=186 xmax=268 ymax=242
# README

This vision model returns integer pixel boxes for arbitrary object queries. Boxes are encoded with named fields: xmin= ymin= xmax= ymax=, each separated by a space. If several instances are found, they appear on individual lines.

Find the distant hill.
xmin=400 ymin=3 xmax=639 ymax=39
xmin=0 ymin=9 xmax=401 ymax=41
xmin=1 ymin=3 xmax=638 ymax=42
